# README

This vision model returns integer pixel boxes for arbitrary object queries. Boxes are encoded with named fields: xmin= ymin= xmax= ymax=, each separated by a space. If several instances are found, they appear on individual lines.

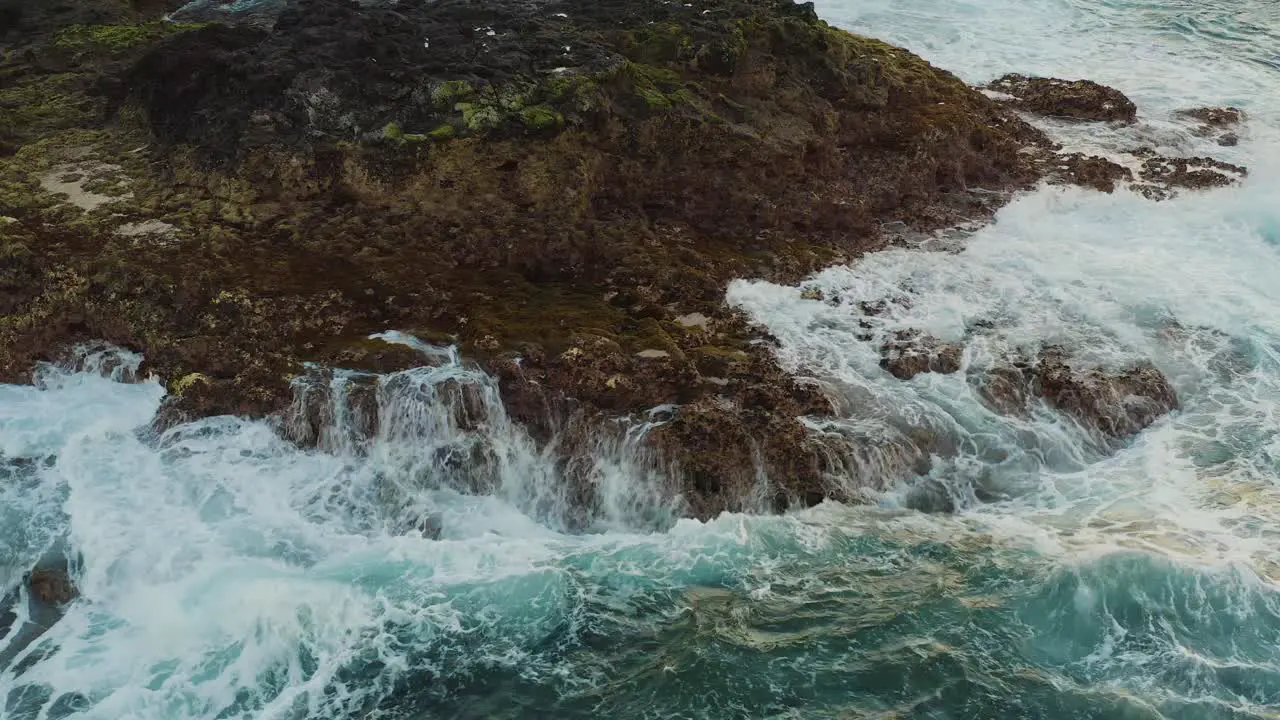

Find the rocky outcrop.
xmin=1177 ymin=106 xmax=1243 ymax=128
xmin=27 ymin=567 xmax=77 ymax=606
xmin=879 ymin=330 xmax=963 ymax=380
xmin=976 ymin=347 xmax=1178 ymax=440
xmin=986 ymin=73 xmax=1137 ymax=123
xmin=1052 ymin=152 xmax=1132 ymax=193
xmin=1176 ymin=106 xmax=1243 ymax=146
xmin=0 ymin=0 xmax=1059 ymax=517
xmin=0 ymin=0 xmax=1207 ymax=519
xmin=1119 ymin=146 xmax=1247 ymax=200
xmin=1137 ymin=154 xmax=1246 ymax=192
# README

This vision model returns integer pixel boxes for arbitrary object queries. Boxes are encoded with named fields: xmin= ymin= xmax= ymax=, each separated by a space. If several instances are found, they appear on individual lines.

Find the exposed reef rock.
xmin=1125 ymin=147 xmax=1248 ymax=200
xmin=879 ymin=330 xmax=963 ymax=380
xmin=986 ymin=73 xmax=1137 ymax=123
xmin=1051 ymin=152 xmax=1132 ymax=193
xmin=0 ymin=0 xmax=1057 ymax=517
xmin=1177 ymin=105 xmax=1243 ymax=146
xmin=27 ymin=566 xmax=78 ymax=606
xmin=1175 ymin=107 xmax=1242 ymax=147
xmin=1177 ymin=106 xmax=1243 ymax=128
xmin=977 ymin=347 xmax=1178 ymax=441
xmin=0 ymin=0 xmax=1205 ymax=518
xmin=1138 ymin=154 xmax=1247 ymax=191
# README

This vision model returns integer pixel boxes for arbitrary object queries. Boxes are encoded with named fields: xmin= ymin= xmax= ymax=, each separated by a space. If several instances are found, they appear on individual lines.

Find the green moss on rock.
xmin=520 ymin=106 xmax=564 ymax=131
xmin=431 ymin=80 xmax=476 ymax=107
xmin=55 ymin=22 xmax=206 ymax=52
xmin=428 ymin=124 xmax=457 ymax=141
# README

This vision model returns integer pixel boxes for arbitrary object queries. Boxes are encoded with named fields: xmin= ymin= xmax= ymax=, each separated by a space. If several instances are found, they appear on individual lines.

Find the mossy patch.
xmin=620 ymin=22 xmax=695 ymax=64
xmin=432 ymin=80 xmax=476 ymax=107
xmin=520 ymin=106 xmax=564 ymax=132
xmin=0 ymin=75 xmax=97 ymax=143
xmin=172 ymin=372 xmax=212 ymax=396
xmin=427 ymin=124 xmax=456 ymax=141
xmin=606 ymin=62 xmax=697 ymax=111
xmin=55 ymin=22 xmax=207 ymax=53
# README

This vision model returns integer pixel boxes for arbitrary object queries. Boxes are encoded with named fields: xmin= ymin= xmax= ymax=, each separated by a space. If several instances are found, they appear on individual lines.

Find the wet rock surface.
xmin=879 ymin=330 xmax=963 ymax=380
xmin=1050 ymin=152 xmax=1133 ymax=193
xmin=1136 ymin=154 xmax=1246 ymax=192
xmin=986 ymin=73 xmax=1137 ymax=123
xmin=0 ymin=0 xmax=1058 ymax=517
xmin=0 ymin=1 xmax=1207 ymax=518
xmin=27 ymin=567 xmax=78 ymax=606
xmin=1177 ymin=106 xmax=1243 ymax=127
xmin=977 ymin=347 xmax=1179 ymax=440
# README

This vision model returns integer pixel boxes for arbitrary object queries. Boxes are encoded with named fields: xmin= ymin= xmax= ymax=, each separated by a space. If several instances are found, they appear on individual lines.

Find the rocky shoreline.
xmin=0 ymin=0 xmax=1248 ymax=520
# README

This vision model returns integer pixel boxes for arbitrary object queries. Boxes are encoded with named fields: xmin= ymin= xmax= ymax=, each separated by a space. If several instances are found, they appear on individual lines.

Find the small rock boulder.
xmin=880 ymin=330 xmax=963 ymax=380
xmin=1136 ymin=155 xmax=1247 ymax=195
xmin=978 ymin=347 xmax=1178 ymax=439
xmin=28 ymin=567 xmax=77 ymax=606
xmin=1052 ymin=152 xmax=1133 ymax=193
xmin=987 ymin=74 xmax=1137 ymax=123
xmin=1176 ymin=106 xmax=1243 ymax=128
xmin=1175 ymin=107 xmax=1244 ymax=147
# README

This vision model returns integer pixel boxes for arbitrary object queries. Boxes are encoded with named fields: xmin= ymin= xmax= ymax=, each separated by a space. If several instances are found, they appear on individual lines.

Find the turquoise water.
xmin=5 ymin=1 xmax=1280 ymax=718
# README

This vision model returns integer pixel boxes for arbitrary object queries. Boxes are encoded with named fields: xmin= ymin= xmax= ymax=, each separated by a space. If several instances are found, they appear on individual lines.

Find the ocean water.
xmin=5 ymin=1 xmax=1280 ymax=718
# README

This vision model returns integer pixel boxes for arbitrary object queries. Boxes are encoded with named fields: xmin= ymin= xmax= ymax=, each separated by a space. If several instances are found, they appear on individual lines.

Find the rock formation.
xmin=1177 ymin=106 xmax=1243 ymax=146
xmin=976 ymin=346 xmax=1178 ymax=441
xmin=0 ymin=0 xmax=1058 ymax=517
xmin=0 ymin=0 xmax=1205 ymax=518
xmin=879 ymin=330 xmax=963 ymax=380
xmin=986 ymin=73 xmax=1137 ymax=123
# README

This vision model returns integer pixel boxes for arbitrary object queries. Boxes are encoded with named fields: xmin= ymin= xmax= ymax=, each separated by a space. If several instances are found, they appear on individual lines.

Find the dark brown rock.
xmin=1137 ymin=155 xmax=1247 ymax=192
xmin=1174 ymin=107 xmax=1244 ymax=148
xmin=987 ymin=74 xmax=1137 ymax=123
xmin=880 ymin=330 xmax=963 ymax=380
xmin=1051 ymin=152 xmax=1133 ymax=193
xmin=977 ymin=347 xmax=1178 ymax=440
xmin=1176 ymin=106 xmax=1243 ymax=128
xmin=28 ymin=567 xmax=77 ymax=606
xmin=0 ymin=0 xmax=1059 ymax=522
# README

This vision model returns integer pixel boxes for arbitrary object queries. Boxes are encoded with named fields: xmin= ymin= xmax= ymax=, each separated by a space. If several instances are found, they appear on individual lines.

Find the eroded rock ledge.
xmin=0 ymin=0 xmax=1221 ymax=517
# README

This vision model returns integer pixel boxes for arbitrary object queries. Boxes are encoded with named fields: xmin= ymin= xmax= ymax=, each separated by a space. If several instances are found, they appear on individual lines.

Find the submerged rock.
xmin=1175 ymin=107 xmax=1245 ymax=145
xmin=986 ymin=73 xmax=1137 ymax=123
xmin=1176 ymin=106 xmax=1243 ymax=129
xmin=977 ymin=347 xmax=1178 ymax=440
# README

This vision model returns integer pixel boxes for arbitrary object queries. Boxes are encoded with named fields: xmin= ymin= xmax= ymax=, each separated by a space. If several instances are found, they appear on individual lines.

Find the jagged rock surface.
xmin=0 ymin=0 xmax=1064 ymax=518
xmin=977 ymin=347 xmax=1178 ymax=440
xmin=879 ymin=330 xmax=963 ymax=380
xmin=987 ymin=73 xmax=1137 ymax=123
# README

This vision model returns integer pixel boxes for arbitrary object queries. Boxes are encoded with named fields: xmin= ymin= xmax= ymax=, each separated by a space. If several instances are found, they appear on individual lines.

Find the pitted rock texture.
xmin=987 ymin=73 xmax=1137 ymax=123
